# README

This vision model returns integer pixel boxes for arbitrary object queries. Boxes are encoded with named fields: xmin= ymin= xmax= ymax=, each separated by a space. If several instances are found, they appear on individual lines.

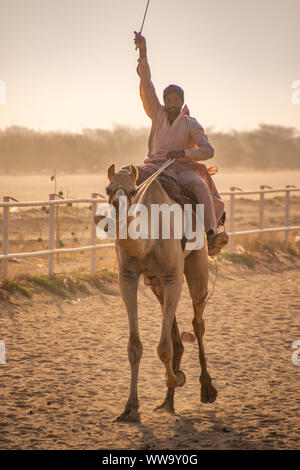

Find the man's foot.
xmin=207 ymin=231 xmax=229 ymax=256
xmin=218 ymin=211 xmax=226 ymax=227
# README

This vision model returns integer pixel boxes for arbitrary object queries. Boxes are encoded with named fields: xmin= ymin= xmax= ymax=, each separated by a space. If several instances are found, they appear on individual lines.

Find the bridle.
xmin=107 ymin=159 xmax=175 ymax=208
xmin=106 ymin=184 xmax=137 ymax=203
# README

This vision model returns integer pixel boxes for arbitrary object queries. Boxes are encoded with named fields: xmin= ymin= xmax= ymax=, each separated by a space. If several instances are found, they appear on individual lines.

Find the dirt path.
xmin=0 ymin=257 xmax=300 ymax=450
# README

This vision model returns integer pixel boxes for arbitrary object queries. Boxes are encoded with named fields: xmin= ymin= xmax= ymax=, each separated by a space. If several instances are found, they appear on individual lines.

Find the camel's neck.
xmin=116 ymin=219 xmax=149 ymax=259
xmin=115 ymin=180 xmax=169 ymax=259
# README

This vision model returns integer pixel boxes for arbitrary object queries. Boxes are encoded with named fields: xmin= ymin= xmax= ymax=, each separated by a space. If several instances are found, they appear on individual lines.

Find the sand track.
xmin=0 ymin=256 xmax=299 ymax=450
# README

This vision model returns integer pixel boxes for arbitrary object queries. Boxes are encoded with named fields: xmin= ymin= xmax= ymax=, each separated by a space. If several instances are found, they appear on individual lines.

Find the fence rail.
xmin=1 ymin=186 xmax=300 ymax=280
xmin=222 ymin=185 xmax=300 ymax=253
xmin=0 ymin=193 xmax=114 ymax=281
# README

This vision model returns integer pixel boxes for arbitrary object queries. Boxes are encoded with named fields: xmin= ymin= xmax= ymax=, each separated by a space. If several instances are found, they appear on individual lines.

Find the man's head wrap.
xmin=163 ymin=84 xmax=184 ymax=103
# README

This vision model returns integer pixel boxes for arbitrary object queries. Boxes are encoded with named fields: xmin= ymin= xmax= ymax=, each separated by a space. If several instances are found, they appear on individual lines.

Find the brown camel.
xmin=95 ymin=164 xmax=217 ymax=422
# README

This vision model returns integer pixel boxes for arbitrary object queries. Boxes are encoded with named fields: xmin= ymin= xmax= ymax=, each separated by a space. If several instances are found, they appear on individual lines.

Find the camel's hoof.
xmin=154 ymin=401 xmax=175 ymax=414
xmin=201 ymin=382 xmax=217 ymax=403
xmin=115 ymin=409 xmax=141 ymax=423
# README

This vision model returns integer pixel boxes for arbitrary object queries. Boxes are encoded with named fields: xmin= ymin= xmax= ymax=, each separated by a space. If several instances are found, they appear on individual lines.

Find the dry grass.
xmin=232 ymin=231 xmax=300 ymax=256
xmin=0 ymin=279 xmax=32 ymax=299
xmin=0 ymin=270 xmax=117 ymax=303
xmin=221 ymin=252 xmax=256 ymax=268
xmin=24 ymin=274 xmax=94 ymax=299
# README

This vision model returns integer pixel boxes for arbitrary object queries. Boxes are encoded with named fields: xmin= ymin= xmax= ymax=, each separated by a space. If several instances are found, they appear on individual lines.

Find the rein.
xmin=133 ymin=158 xmax=175 ymax=215
xmin=109 ymin=158 xmax=175 ymax=208
xmin=136 ymin=158 xmax=175 ymax=192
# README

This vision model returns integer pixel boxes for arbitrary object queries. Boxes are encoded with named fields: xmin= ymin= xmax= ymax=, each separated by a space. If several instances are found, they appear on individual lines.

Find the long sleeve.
xmin=184 ymin=118 xmax=214 ymax=161
xmin=137 ymin=57 xmax=162 ymax=119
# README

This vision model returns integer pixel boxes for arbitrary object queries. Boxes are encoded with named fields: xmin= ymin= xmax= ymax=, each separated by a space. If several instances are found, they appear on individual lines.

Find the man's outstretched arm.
xmin=134 ymin=32 xmax=162 ymax=119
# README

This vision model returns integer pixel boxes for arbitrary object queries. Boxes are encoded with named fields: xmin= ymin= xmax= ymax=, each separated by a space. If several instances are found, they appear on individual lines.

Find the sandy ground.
xmin=0 ymin=174 xmax=300 ymax=450
xmin=0 ymin=250 xmax=300 ymax=450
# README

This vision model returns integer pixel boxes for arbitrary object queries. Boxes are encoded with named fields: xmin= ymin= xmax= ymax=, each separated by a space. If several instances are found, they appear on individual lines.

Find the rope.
xmin=112 ymin=256 xmax=124 ymax=312
xmin=113 ymin=297 xmax=124 ymax=312
xmin=133 ymin=158 xmax=175 ymax=217
xmin=200 ymin=221 xmax=226 ymax=308
xmin=136 ymin=158 xmax=175 ymax=192
xmin=113 ymin=256 xmax=118 ymax=282
xmin=203 ymin=253 xmax=218 ymax=310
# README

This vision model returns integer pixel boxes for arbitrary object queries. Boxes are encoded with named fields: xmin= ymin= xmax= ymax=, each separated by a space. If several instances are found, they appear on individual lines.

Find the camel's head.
xmin=106 ymin=163 xmax=138 ymax=210
xmin=94 ymin=164 xmax=138 ymax=226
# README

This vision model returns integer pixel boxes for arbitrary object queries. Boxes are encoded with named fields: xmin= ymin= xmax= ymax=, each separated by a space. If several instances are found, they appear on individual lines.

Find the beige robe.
xmin=137 ymin=56 xmax=225 ymax=226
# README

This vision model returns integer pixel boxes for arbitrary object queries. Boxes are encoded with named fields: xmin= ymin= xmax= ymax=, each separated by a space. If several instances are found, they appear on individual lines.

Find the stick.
xmin=139 ymin=0 xmax=150 ymax=34
xmin=135 ymin=0 xmax=150 ymax=49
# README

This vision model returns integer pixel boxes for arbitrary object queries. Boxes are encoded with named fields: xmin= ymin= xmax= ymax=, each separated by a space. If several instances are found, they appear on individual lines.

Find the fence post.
xmin=48 ymin=194 xmax=55 ymax=276
xmin=90 ymin=193 xmax=97 ymax=275
xmin=2 ymin=196 xmax=9 ymax=281
xmin=284 ymin=187 xmax=290 ymax=248
xmin=259 ymin=185 xmax=272 ymax=239
xmin=228 ymin=188 xmax=235 ymax=254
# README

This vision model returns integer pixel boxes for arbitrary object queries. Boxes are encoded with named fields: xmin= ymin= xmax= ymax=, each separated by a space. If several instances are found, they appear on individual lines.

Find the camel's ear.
xmin=129 ymin=165 xmax=138 ymax=184
xmin=94 ymin=215 xmax=102 ymax=225
xmin=107 ymin=163 xmax=116 ymax=181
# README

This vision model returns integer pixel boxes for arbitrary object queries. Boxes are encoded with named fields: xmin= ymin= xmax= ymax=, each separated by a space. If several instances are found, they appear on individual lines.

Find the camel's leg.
xmin=116 ymin=268 xmax=142 ymax=422
xmin=151 ymin=284 xmax=184 ymax=413
xmin=156 ymin=274 xmax=186 ymax=390
xmin=158 ymin=323 xmax=184 ymax=412
xmin=184 ymin=249 xmax=217 ymax=403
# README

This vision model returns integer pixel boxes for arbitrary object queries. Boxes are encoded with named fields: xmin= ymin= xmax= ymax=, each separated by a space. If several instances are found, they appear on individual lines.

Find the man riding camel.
xmin=133 ymin=32 xmax=228 ymax=256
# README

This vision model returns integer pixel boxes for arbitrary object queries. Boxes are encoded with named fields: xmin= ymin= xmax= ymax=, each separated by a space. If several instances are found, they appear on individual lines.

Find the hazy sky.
xmin=0 ymin=0 xmax=299 ymax=133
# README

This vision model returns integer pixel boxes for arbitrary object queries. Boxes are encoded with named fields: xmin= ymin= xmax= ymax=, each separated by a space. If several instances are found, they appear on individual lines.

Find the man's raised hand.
xmin=134 ymin=31 xmax=146 ymax=50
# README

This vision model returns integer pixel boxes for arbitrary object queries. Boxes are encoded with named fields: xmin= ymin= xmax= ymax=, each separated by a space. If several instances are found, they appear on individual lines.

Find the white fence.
xmin=1 ymin=186 xmax=300 ymax=281
xmin=0 ymin=193 xmax=114 ymax=281
xmin=222 ymin=185 xmax=300 ymax=254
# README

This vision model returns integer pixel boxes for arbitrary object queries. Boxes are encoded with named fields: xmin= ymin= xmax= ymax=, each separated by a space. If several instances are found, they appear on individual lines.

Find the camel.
xmin=95 ymin=163 xmax=217 ymax=422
